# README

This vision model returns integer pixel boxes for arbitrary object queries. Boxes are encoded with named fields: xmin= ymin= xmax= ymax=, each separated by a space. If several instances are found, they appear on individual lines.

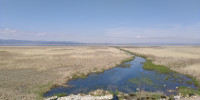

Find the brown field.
xmin=0 ymin=46 xmax=131 ymax=100
xmin=122 ymin=46 xmax=200 ymax=79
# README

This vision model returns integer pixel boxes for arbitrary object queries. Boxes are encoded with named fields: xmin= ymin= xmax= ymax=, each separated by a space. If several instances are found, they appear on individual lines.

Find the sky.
xmin=0 ymin=0 xmax=200 ymax=43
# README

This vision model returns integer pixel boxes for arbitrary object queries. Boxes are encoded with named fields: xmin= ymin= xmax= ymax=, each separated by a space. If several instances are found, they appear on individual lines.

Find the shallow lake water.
xmin=44 ymin=55 xmax=197 ymax=97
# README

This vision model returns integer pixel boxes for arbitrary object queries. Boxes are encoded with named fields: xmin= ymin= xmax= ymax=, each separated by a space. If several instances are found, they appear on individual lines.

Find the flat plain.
xmin=122 ymin=46 xmax=200 ymax=80
xmin=0 ymin=46 xmax=131 ymax=100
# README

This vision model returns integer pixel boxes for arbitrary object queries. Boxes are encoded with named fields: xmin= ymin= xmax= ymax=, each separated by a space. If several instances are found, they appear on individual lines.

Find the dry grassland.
xmin=0 ymin=46 xmax=131 ymax=100
xmin=122 ymin=46 xmax=200 ymax=79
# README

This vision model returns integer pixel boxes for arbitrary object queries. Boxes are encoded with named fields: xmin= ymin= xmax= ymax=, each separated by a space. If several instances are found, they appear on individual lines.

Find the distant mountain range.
xmin=0 ymin=39 xmax=84 ymax=46
xmin=0 ymin=39 xmax=199 ymax=46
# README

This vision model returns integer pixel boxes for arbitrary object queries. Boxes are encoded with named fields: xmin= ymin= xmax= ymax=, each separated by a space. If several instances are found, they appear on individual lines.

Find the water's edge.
xmin=44 ymin=49 xmax=199 ymax=99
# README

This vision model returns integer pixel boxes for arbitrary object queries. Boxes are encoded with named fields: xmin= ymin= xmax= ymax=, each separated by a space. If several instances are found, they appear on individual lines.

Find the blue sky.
xmin=0 ymin=0 xmax=200 ymax=43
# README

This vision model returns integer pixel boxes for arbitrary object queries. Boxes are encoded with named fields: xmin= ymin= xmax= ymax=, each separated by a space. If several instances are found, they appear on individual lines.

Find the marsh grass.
xmin=191 ymin=77 xmax=200 ymax=88
xmin=0 ymin=46 xmax=130 ymax=100
xmin=117 ymin=48 xmax=135 ymax=64
xmin=122 ymin=46 xmax=200 ymax=79
xmin=72 ymin=73 xmax=87 ymax=79
xmin=121 ymin=49 xmax=200 ymax=96
xmin=143 ymin=60 xmax=174 ymax=74
xmin=31 ymin=82 xmax=54 ymax=99
xmin=120 ymin=47 xmax=174 ymax=74
xmin=128 ymin=77 xmax=155 ymax=86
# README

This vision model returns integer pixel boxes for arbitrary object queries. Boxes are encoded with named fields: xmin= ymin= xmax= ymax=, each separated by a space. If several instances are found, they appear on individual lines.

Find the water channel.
xmin=44 ymin=55 xmax=197 ymax=97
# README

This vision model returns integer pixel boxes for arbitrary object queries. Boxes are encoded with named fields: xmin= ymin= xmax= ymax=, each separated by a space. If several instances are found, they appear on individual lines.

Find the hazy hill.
xmin=0 ymin=39 xmax=84 ymax=46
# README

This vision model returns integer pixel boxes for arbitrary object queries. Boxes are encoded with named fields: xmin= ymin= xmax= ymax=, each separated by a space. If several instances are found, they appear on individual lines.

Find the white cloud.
xmin=0 ymin=28 xmax=18 ymax=35
xmin=0 ymin=28 xmax=48 ymax=39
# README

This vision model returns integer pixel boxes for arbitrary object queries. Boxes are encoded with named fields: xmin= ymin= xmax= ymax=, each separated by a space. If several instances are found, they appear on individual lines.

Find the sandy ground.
xmin=122 ymin=46 xmax=200 ymax=80
xmin=0 ymin=46 xmax=131 ymax=100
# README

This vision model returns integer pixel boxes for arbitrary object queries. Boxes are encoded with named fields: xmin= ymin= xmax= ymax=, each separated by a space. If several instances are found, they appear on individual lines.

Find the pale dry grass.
xmin=122 ymin=46 xmax=200 ymax=79
xmin=0 ymin=46 xmax=131 ymax=100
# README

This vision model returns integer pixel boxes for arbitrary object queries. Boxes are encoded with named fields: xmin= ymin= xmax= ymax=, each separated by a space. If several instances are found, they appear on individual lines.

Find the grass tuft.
xmin=54 ymin=93 xmax=67 ymax=97
xmin=72 ymin=73 xmax=87 ymax=79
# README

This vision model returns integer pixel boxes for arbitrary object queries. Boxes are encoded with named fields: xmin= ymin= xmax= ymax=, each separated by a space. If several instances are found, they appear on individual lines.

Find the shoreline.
xmin=41 ymin=48 xmax=134 ymax=99
xmin=120 ymin=48 xmax=200 ymax=97
xmin=46 ymin=49 xmax=200 ymax=100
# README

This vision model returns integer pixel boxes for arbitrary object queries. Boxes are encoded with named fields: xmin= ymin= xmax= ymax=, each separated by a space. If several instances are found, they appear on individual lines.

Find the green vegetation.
xmin=143 ymin=60 xmax=174 ymax=74
xmin=101 ymin=68 xmax=106 ymax=72
xmin=118 ymin=48 xmax=147 ymax=58
xmin=0 ymin=46 xmax=131 ymax=99
xmin=178 ymin=86 xmax=200 ymax=97
xmin=54 ymin=93 xmax=67 ymax=97
xmin=173 ymin=74 xmax=178 ymax=79
xmin=191 ymin=77 xmax=200 ymax=87
xmin=120 ymin=56 xmax=135 ymax=64
xmin=135 ymin=91 xmax=164 ymax=100
xmin=165 ymin=76 xmax=169 ymax=80
xmin=119 ymin=48 xmax=134 ymax=55
xmin=187 ymin=81 xmax=192 ymax=85
xmin=30 ymin=82 xmax=54 ymax=100
xmin=150 ymin=94 xmax=164 ymax=99
xmin=128 ymin=77 xmax=154 ymax=86
xmin=119 ymin=48 xmax=175 ymax=74
xmin=115 ymin=90 xmax=120 ymax=95
xmin=182 ymin=75 xmax=200 ymax=88
xmin=119 ymin=48 xmax=200 ymax=97
xmin=115 ymin=48 xmax=135 ymax=64
xmin=118 ymin=96 xmax=126 ymax=100
xmin=72 ymin=73 xmax=87 ymax=79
